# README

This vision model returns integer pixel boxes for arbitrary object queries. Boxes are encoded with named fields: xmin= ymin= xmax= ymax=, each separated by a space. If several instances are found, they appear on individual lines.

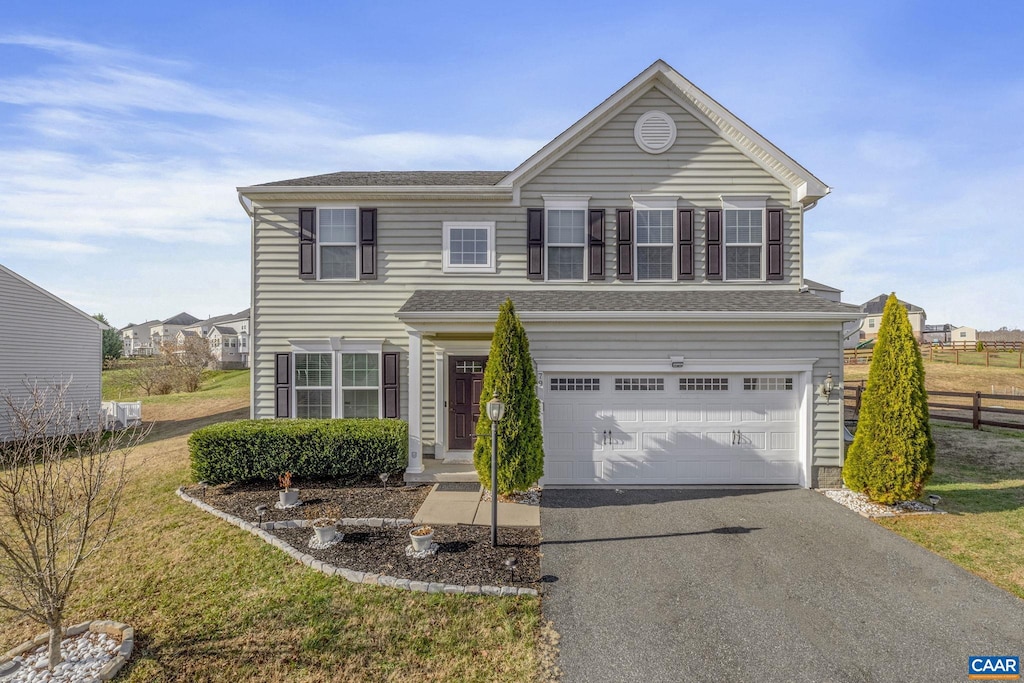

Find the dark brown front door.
xmin=448 ymin=356 xmax=487 ymax=450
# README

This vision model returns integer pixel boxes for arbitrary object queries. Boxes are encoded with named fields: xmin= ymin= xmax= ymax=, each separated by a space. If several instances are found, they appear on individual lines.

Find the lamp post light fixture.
xmin=486 ymin=392 xmax=507 ymax=548
xmin=255 ymin=504 xmax=268 ymax=528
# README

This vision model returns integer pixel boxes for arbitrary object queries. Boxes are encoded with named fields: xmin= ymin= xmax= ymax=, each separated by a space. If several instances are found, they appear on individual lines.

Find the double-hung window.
xmin=295 ymin=352 xmax=333 ymax=418
xmin=545 ymin=197 xmax=588 ymax=281
xmin=341 ymin=352 xmax=380 ymax=418
xmin=635 ymin=207 xmax=675 ymax=281
xmin=722 ymin=198 xmax=765 ymax=281
xmin=443 ymin=221 xmax=495 ymax=273
xmin=318 ymin=208 xmax=358 ymax=280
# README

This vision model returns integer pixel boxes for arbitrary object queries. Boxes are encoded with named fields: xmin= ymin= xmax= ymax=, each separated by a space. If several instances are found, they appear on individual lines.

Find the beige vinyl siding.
xmin=521 ymin=86 xmax=801 ymax=285
xmin=0 ymin=268 xmax=102 ymax=441
xmin=523 ymin=321 xmax=844 ymax=468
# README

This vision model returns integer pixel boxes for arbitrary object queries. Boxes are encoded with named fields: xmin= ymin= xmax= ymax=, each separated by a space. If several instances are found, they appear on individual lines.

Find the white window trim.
xmin=316 ymin=205 xmax=359 ymax=281
xmin=632 ymin=196 xmax=679 ymax=282
xmin=542 ymin=195 xmax=590 ymax=283
xmin=442 ymin=221 xmax=496 ymax=273
xmin=721 ymin=196 xmax=767 ymax=282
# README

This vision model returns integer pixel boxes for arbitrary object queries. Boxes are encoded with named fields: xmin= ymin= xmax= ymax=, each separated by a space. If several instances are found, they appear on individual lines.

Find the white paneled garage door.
xmin=542 ymin=373 xmax=801 ymax=485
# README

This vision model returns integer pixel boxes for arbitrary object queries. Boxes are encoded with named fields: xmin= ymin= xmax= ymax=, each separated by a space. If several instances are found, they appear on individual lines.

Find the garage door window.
xmin=743 ymin=377 xmax=793 ymax=391
xmin=550 ymin=378 xmax=600 ymax=391
xmin=615 ymin=377 xmax=664 ymax=391
xmin=680 ymin=377 xmax=729 ymax=391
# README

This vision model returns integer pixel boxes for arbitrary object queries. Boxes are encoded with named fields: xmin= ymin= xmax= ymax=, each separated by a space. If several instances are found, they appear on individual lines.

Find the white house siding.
xmin=0 ymin=267 xmax=102 ymax=441
xmin=520 ymin=86 xmax=802 ymax=285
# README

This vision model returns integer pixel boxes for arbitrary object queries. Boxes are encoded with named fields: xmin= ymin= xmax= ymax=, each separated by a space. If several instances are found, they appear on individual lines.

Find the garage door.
xmin=542 ymin=373 xmax=801 ymax=485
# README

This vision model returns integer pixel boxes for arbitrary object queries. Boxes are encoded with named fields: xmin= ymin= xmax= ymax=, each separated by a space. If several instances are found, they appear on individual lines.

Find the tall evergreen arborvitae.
xmin=473 ymin=298 xmax=544 ymax=494
xmin=843 ymin=293 xmax=934 ymax=503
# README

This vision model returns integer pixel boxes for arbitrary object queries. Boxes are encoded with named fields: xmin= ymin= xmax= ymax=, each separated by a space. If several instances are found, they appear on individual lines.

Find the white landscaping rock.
xmin=482 ymin=485 xmax=542 ymax=507
xmin=405 ymin=542 xmax=439 ymax=558
xmin=820 ymin=488 xmax=935 ymax=517
xmin=5 ymin=631 xmax=119 ymax=683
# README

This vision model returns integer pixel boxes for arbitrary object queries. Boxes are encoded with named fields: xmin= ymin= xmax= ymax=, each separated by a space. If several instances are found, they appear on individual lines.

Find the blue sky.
xmin=0 ymin=1 xmax=1021 ymax=330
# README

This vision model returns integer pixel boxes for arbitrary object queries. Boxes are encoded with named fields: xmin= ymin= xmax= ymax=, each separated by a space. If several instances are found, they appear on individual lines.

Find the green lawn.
xmin=877 ymin=424 xmax=1024 ymax=599
xmin=3 ymin=369 xmax=542 ymax=682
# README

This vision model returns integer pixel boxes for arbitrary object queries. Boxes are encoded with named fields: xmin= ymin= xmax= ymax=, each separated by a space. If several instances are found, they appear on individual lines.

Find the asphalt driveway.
xmin=540 ymin=488 xmax=1024 ymax=683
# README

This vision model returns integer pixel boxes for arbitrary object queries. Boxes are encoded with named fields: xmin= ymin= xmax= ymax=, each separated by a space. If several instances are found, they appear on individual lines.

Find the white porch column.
xmin=434 ymin=351 xmax=445 ymax=458
xmin=405 ymin=329 xmax=424 ymax=474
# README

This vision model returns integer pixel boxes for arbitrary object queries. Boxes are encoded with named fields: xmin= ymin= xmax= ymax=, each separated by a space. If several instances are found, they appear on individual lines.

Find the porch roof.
xmin=396 ymin=289 xmax=862 ymax=323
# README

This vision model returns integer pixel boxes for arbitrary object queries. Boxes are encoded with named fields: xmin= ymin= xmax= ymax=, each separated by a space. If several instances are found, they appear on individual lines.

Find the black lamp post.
xmin=486 ymin=392 xmax=506 ymax=548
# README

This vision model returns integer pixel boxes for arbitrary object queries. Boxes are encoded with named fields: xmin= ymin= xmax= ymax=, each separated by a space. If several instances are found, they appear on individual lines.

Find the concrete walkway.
xmin=412 ymin=483 xmax=540 ymax=527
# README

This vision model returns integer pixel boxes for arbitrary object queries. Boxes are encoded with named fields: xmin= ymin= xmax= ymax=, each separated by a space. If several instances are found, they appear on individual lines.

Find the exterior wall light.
xmin=819 ymin=372 xmax=835 ymax=400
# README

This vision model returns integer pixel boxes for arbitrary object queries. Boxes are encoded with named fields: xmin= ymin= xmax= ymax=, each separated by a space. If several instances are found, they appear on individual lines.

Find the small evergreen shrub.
xmin=843 ymin=293 xmax=934 ymax=503
xmin=975 ymin=340 xmax=985 ymax=352
xmin=189 ymin=418 xmax=408 ymax=484
xmin=473 ymin=298 xmax=544 ymax=494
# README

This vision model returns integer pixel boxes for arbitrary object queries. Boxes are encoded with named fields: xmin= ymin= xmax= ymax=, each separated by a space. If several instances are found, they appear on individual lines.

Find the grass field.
xmin=2 ymin=370 xmax=542 ymax=682
xmin=844 ymin=359 xmax=1024 ymax=394
xmin=876 ymin=424 xmax=1024 ymax=600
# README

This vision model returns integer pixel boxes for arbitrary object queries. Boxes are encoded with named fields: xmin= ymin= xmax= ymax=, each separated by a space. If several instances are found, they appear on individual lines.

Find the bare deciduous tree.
xmin=0 ymin=381 xmax=148 ymax=670
xmin=161 ymin=336 xmax=214 ymax=393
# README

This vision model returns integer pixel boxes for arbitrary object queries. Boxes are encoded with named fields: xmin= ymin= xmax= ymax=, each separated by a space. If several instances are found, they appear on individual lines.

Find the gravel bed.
xmin=482 ymin=485 xmax=542 ymax=506
xmin=183 ymin=477 xmax=430 ymax=523
xmin=820 ymin=488 xmax=936 ymax=516
xmin=270 ymin=524 xmax=541 ymax=590
xmin=5 ymin=631 xmax=119 ymax=682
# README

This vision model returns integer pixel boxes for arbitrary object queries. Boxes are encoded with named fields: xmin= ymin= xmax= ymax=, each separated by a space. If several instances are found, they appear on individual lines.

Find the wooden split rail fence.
xmin=845 ymin=345 xmax=1024 ymax=367
xmin=844 ymin=381 xmax=1024 ymax=431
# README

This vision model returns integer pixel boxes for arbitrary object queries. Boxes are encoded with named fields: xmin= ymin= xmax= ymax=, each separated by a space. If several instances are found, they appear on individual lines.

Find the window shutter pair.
xmin=297 ymin=208 xmax=378 ymax=280
xmin=273 ymin=350 xmax=401 ymax=419
xmin=616 ymin=209 xmax=695 ymax=281
xmin=526 ymin=208 xmax=606 ymax=280
xmin=704 ymin=208 xmax=784 ymax=280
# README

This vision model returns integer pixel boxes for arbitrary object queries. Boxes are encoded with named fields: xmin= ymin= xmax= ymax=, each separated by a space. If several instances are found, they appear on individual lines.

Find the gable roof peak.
xmin=500 ymin=59 xmax=829 ymax=207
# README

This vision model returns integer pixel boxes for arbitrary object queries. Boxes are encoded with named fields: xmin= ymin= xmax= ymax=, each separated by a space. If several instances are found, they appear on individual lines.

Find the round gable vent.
xmin=634 ymin=110 xmax=676 ymax=154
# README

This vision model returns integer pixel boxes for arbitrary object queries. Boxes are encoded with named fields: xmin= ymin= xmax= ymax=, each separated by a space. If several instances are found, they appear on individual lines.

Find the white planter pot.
xmin=279 ymin=489 xmax=299 ymax=507
xmin=410 ymin=527 xmax=434 ymax=552
xmin=313 ymin=525 xmax=336 ymax=544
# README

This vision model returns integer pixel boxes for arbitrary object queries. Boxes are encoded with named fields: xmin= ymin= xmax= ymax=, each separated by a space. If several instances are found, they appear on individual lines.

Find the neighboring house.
xmin=859 ymin=295 xmax=926 ymax=341
xmin=0 ymin=264 xmax=104 ymax=441
xmin=803 ymin=279 xmax=842 ymax=303
xmin=237 ymin=60 xmax=861 ymax=489
xmin=120 ymin=320 xmax=159 ymax=357
xmin=147 ymin=312 xmax=201 ymax=352
xmin=180 ymin=308 xmax=251 ymax=369
xmin=951 ymin=326 xmax=977 ymax=343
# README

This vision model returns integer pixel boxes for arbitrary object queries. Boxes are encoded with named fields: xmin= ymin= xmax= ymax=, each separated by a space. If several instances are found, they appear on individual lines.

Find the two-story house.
xmin=859 ymin=295 xmax=925 ymax=342
xmin=238 ymin=61 xmax=860 ymax=489
xmin=178 ymin=309 xmax=252 ymax=369
xmin=120 ymin=320 xmax=159 ymax=357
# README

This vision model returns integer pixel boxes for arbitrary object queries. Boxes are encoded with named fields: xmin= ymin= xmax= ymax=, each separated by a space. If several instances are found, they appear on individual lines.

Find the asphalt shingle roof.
xmin=862 ymin=294 xmax=923 ymax=315
xmin=161 ymin=312 xmax=201 ymax=326
xmin=258 ymin=171 xmax=509 ymax=187
xmin=398 ymin=289 xmax=862 ymax=315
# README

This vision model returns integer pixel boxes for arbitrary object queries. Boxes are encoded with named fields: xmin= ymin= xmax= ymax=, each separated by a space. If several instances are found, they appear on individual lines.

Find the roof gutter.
xmin=398 ymin=309 xmax=864 ymax=324
xmin=236 ymin=185 xmax=515 ymax=202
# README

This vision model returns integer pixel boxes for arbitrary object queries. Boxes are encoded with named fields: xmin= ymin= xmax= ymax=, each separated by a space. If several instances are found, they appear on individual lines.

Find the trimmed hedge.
xmin=189 ymin=418 xmax=408 ymax=484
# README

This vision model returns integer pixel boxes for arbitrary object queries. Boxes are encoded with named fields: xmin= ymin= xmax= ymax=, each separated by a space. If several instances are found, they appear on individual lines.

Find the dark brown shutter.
xmin=274 ymin=353 xmax=291 ymax=418
xmin=588 ymin=209 xmax=605 ymax=280
xmin=299 ymin=208 xmax=316 ymax=280
xmin=616 ymin=209 xmax=633 ymax=281
xmin=705 ymin=209 xmax=722 ymax=281
xmin=766 ymin=208 xmax=783 ymax=281
xmin=359 ymin=208 xmax=377 ymax=280
xmin=527 ymin=208 xmax=544 ymax=280
xmin=382 ymin=351 xmax=400 ymax=419
xmin=677 ymin=209 xmax=694 ymax=280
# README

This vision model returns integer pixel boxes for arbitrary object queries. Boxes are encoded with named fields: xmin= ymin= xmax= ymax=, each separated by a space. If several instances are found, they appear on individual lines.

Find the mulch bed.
xmin=182 ymin=476 xmax=541 ymax=590
xmin=183 ymin=477 xmax=430 ymax=523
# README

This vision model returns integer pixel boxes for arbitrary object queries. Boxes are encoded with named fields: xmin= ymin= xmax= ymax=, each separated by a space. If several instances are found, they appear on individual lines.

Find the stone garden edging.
xmin=176 ymin=487 xmax=538 ymax=597
xmin=0 ymin=620 xmax=134 ymax=681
